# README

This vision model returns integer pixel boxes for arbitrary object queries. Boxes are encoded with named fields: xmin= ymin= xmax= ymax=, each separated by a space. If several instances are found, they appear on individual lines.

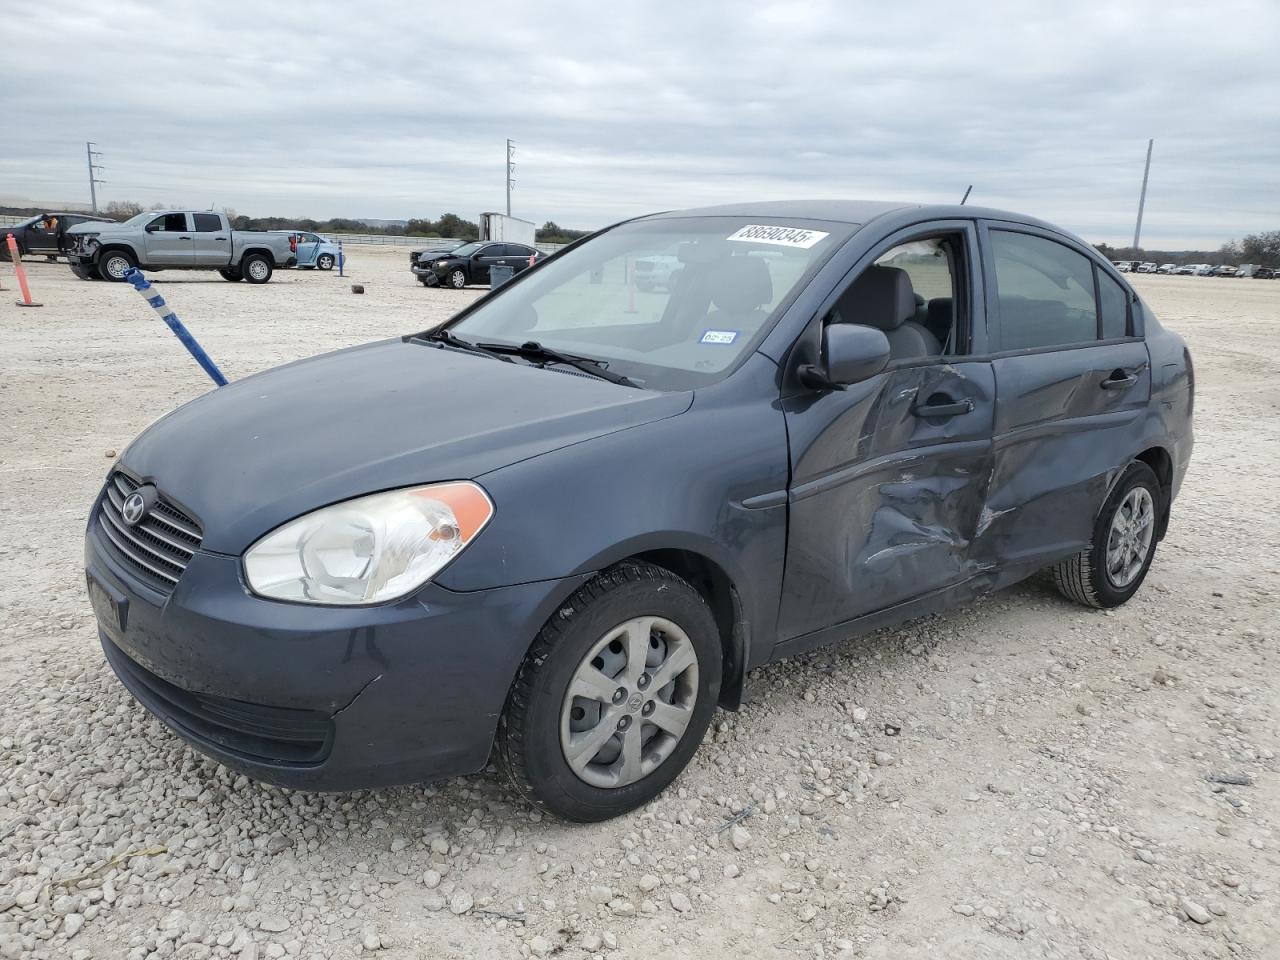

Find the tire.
xmin=1050 ymin=461 xmax=1162 ymax=609
xmin=316 ymin=253 xmax=335 ymax=271
xmin=241 ymin=254 xmax=272 ymax=284
xmin=219 ymin=268 xmax=243 ymax=282
xmin=498 ymin=562 xmax=722 ymax=822
xmin=448 ymin=268 xmax=467 ymax=289
xmin=99 ymin=249 xmax=136 ymax=282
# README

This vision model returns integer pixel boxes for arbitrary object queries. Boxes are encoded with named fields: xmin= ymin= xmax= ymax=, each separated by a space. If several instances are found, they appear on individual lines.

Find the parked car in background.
xmin=1174 ymin=264 xmax=1199 ymax=275
xmin=292 ymin=232 xmax=340 ymax=270
xmin=1157 ymin=263 xmax=1177 ymax=274
xmin=66 ymin=211 xmax=297 ymax=282
xmin=1237 ymin=264 xmax=1275 ymax=279
xmin=409 ymin=242 xmax=464 ymax=276
xmin=412 ymin=240 xmax=543 ymax=288
xmin=633 ymin=254 xmax=682 ymax=291
xmin=1209 ymin=265 xmax=1238 ymax=277
xmin=1113 ymin=260 xmax=1134 ymax=272
xmin=1136 ymin=262 xmax=1157 ymax=273
xmin=0 ymin=212 xmax=113 ymax=260
xmin=86 ymin=199 xmax=1192 ymax=821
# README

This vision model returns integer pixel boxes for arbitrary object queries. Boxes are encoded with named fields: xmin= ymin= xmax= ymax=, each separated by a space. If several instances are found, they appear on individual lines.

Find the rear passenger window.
xmin=192 ymin=213 xmax=223 ymax=232
xmin=991 ymin=231 xmax=1097 ymax=351
xmin=1097 ymin=270 xmax=1129 ymax=339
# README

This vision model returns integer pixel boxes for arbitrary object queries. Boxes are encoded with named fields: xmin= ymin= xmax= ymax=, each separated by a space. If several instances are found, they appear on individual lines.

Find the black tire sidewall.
xmin=242 ymin=255 xmax=272 ymax=284
xmin=513 ymin=575 xmax=722 ymax=821
xmin=99 ymin=250 xmax=135 ymax=281
xmin=1088 ymin=462 xmax=1161 ymax=606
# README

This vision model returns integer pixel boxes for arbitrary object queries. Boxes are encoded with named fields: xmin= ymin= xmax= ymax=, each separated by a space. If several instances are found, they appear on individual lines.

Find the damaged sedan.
xmin=86 ymin=200 xmax=1193 ymax=821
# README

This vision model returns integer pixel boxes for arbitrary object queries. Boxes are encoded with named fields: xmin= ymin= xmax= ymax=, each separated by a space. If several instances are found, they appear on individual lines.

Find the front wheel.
xmin=448 ymin=268 xmax=467 ymax=289
xmin=316 ymin=253 xmax=335 ymax=271
xmin=241 ymin=254 xmax=272 ymax=284
xmin=498 ymin=562 xmax=721 ymax=822
xmin=1050 ymin=461 xmax=1162 ymax=608
xmin=99 ymin=249 xmax=136 ymax=281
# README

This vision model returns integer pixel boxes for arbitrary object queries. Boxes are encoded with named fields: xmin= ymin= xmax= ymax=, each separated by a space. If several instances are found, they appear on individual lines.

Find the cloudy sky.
xmin=4 ymin=1 xmax=1278 ymax=248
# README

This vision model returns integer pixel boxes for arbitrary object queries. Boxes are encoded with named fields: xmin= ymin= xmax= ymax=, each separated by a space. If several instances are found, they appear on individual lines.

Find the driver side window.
xmin=148 ymin=213 xmax=188 ymax=232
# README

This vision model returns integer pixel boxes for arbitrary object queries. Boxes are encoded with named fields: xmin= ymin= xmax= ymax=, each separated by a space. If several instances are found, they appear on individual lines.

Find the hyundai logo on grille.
xmin=120 ymin=486 xmax=158 ymax=526
xmin=121 ymin=493 xmax=146 ymax=525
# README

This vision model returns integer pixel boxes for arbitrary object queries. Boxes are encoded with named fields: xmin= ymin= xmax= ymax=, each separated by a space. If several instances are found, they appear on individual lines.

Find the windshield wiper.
xmin=420 ymin=328 xmax=513 ymax=362
xmin=474 ymin=340 xmax=637 ymax=387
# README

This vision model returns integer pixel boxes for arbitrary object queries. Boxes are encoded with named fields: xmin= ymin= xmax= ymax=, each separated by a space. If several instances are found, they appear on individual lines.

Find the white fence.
xmin=329 ymin=232 xmax=566 ymax=255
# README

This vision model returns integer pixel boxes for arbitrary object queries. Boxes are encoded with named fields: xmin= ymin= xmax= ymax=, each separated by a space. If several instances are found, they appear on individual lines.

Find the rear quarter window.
xmin=1097 ymin=270 xmax=1130 ymax=339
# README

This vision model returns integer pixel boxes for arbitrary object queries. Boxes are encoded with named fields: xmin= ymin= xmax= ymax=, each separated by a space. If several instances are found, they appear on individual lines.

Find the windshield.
xmin=118 ymin=212 xmax=155 ymax=228
xmin=447 ymin=216 xmax=849 ymax=390
xmin=449 ymin=241 xmax=484 ymax=257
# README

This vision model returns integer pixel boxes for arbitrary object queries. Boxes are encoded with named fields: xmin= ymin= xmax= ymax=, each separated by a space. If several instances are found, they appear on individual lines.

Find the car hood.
xmin=67 ymin=221 xmax=123 ymax=236
xmin=119 ymin=338 xmax=691 ymax=554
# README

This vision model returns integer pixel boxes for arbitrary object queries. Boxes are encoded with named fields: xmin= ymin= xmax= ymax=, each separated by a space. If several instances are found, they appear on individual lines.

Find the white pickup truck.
xmin=66 ymin=210 xmax=297 ymax=283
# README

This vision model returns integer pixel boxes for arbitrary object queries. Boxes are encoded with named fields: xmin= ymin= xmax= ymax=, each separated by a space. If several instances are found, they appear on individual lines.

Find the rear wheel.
xmin=498 ymin=562 xmax=721 ymax=822
xmin=241 ymin=254 xmax=272 ymax=284
xmin=219 ymin=268 xmax=243 ymax=282
xmin=1051 ymin=461 xmax=1161 ymax=608
xmin=99 ymin=249 xmax=136 ymax=281
xmin=316 ymin=253 xmax=335 ymax=271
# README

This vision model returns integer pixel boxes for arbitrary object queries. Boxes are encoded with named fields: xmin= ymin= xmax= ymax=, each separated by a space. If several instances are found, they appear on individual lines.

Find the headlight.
xmin=435 ymin=259 xmax=449 ymax=268
xmin=243 ymin=482 xmax=493 ymax=605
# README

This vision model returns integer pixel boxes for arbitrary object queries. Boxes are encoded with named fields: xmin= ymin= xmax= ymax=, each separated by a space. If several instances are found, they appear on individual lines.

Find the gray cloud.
xmin=3 ymin=0 xmax=1278 ymax=247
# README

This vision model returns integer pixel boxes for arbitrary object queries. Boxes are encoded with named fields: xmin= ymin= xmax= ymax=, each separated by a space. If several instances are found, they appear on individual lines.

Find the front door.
xmin=472 ymin=243 xmax=508 ymax=283
xmin=973 ymin=224 xmax=1152 ymax=568
xmin=141 ymin=213 xmax=195 ymax=265
xmin=777 ymin=222 xmax=996 ymax=642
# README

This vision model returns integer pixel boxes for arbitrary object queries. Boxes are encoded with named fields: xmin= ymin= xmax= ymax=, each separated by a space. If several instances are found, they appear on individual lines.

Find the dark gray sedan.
xmin=85 ymin=200 xmax=1193 ymax=821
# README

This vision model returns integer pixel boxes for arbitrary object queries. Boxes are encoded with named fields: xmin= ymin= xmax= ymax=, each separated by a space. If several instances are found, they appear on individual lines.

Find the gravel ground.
xmin=1 ymin=251 xmax=1277 ymax=959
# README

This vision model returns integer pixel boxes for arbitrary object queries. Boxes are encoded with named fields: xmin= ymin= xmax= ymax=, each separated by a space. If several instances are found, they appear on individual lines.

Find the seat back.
xmin=834 ymin=265 xmax=941 ymax=360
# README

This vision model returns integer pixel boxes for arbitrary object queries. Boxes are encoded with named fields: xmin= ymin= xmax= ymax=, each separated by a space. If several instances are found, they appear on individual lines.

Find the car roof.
xmin=640 ymin=198 xmax=1065 ymax=234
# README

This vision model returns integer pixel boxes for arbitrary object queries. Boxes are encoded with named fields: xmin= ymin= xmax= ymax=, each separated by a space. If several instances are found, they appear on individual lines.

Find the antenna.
xmin=86 ymin=142 xmax=105 ymax=214
xmin=506 ymin=139 xmax=515 ymax=217
xmin=960 ymin=185 xmax=972 ymax=205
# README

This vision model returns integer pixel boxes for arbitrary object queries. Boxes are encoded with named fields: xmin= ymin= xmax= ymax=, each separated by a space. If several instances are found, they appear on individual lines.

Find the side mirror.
xmin=800 ymin=324 xmax=890 ymax=390
xmin=144 ymin=224 xmax=158 ymax=232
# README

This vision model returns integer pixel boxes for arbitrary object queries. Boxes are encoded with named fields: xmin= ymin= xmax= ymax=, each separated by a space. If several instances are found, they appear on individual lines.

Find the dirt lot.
xmin=1 ymin=250 xmax=1277 ymax=960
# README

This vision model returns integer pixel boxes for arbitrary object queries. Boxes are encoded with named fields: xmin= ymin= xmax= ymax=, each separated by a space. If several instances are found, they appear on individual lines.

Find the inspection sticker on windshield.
xmin=726 ymin=224 xmax=830 ymax=248
xmin=700 ymin=330 xmax=738 ymax=345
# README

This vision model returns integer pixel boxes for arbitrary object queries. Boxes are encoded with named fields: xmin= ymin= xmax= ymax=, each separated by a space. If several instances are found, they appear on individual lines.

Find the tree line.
xmin=1095 ymin=229 xmax=1280 ymax=267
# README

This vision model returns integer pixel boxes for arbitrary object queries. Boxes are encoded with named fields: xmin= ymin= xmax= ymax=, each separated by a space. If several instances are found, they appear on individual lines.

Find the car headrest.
xmin=709 ymin=256 xmax=773 ymax=313
xmin=836 ymin=265 xmax=916 ymax=331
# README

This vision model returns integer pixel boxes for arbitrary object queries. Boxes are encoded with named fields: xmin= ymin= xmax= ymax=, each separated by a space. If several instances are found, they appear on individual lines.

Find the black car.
xmin=86 ymin=199 xmax=1192 ymax=822
xmin=1 ymin=212 xmax=113 ymax=260
xmin=413 ymin=240 xmax=544 ymax=288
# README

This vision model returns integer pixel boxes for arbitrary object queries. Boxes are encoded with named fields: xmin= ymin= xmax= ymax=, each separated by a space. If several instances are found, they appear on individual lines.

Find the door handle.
xmin=913 ymin=397 xmax=975 ymax=419
xmin=215 ymin=237 xmax=227 ymax=242
xmin=177 ymin=236 xmax=191 ymax=240
xmin=1101 ymin=370 xmax=1137 ymax=390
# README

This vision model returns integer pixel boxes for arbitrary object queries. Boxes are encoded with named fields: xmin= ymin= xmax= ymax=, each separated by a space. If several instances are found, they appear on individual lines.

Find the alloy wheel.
xmin=1105 ymin=486 xmax=1155 ymax=588
xmin=559 ymin=616 xmax=699 ymax=789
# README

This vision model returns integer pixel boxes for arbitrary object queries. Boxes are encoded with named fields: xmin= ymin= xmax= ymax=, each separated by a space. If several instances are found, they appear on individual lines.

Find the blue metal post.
xmin=123 ymin=268 xmax=228 ymax=387
xmin=338 ymin=241 xmax=345 ymax=277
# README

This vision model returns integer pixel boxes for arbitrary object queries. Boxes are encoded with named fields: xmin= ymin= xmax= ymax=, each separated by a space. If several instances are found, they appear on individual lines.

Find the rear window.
xmin=192 ymin=213 xmax=222 ymax=232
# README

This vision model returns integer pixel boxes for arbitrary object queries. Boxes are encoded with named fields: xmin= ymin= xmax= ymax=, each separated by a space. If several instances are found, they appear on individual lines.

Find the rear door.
xmin=141 ymin=213 xmax=195 ymax=265
xmin=973 ymin=223 xmax=1151 ymax=569
xmin=778 ymin=220 xmax=997 ymax=641
xmin=190 ymin=213 xmax=232 ymax=264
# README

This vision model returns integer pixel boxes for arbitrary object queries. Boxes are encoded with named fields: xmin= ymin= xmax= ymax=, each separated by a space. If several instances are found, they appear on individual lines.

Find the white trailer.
xmin=478 ymin=213 xmax=536 ymax=246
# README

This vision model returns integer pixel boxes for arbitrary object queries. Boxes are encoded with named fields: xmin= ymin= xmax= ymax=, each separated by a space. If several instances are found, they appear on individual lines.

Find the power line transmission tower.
xmin=86 ymin=142 xmax=105 ymax=214
xmin=1132 ymin=139 xmax=1154 ymax=250
xmin=506 ymin=139 xmax=515 ymax=217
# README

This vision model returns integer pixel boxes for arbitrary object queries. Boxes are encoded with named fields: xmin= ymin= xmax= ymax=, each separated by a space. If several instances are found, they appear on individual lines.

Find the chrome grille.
xmin=97 ymin=473 xmax=202 ymax=593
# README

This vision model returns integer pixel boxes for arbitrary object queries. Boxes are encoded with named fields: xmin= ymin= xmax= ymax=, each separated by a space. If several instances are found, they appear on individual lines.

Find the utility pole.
xmin=86 ymin=142 xmax=105 ymax=214
xmin=1132 ymin=138 xmax=1153 ymax=251
xmin=506 ymin=139 xmax=515 ymax=217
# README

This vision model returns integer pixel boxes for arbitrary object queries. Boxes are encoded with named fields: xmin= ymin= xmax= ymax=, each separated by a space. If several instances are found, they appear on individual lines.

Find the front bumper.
xmin=85 ymin=510 xmax=587 ymax=791
xmin=412 ymin=265 xmax=442 ymax=285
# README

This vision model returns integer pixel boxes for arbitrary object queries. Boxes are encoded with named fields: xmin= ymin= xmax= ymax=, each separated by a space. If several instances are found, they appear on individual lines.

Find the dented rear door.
xmin=777 ymin=358 xmax=996 ymax=641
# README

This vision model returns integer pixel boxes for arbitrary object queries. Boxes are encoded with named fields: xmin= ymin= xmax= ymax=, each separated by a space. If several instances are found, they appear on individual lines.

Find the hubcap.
xmin=559 ymin=616 xmax=699 ymax=789
xmin=248 ymin=260 xmax=268 ymax=280
xmin=105 ymin=256 xmax=129 ymax=278
xmin=1105 ymin=486 xmax=1155 ymax=588
xmin=319 ymin=255 xmax=333 ymax=268
xmin=451 ymin=271 xmax=465 ymax=288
